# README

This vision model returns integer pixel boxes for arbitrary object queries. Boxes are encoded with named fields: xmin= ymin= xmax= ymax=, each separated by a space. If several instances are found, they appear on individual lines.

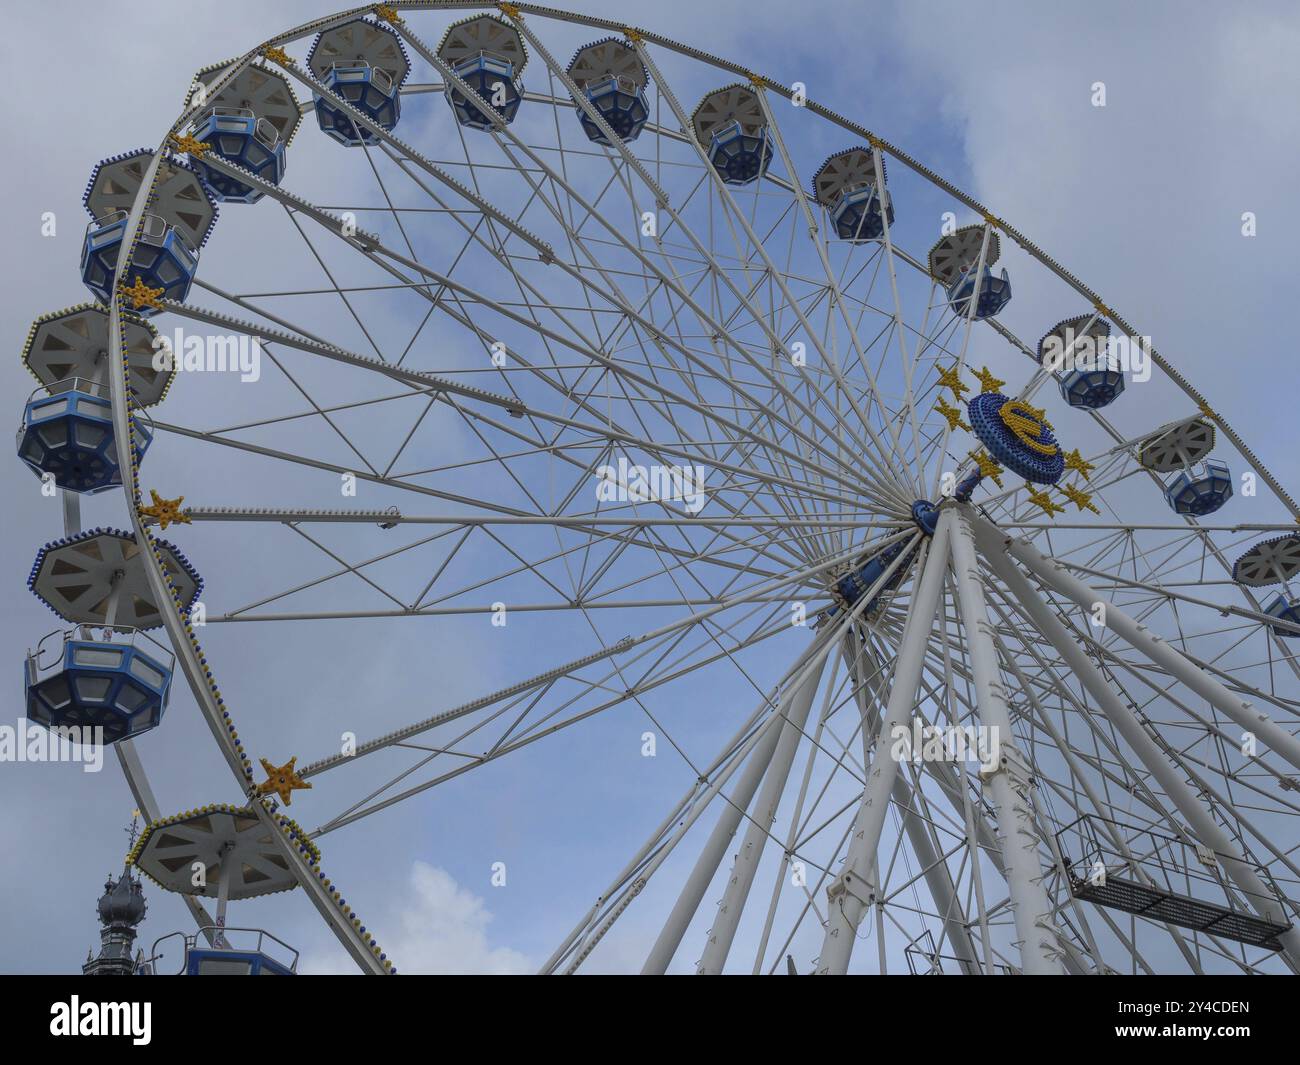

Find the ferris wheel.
xmin=22 ymin=1 xmax=1300 ymax=976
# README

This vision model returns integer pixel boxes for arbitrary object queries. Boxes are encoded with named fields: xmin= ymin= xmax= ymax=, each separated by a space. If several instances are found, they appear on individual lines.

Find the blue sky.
xmin=3 ymin=0 xmax=1299 ymax=974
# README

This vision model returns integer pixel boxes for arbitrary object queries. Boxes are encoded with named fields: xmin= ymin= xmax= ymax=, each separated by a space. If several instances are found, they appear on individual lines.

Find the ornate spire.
xmin=82 ymin=813 xmax=148 ymax=975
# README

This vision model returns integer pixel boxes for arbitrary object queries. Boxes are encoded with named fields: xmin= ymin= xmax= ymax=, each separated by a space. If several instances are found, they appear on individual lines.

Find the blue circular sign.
xmin=968 ymin=391 xmax=1065 ymax=484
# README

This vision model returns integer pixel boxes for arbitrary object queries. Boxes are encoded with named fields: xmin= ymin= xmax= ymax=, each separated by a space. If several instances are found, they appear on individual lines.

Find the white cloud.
xmin=302 ymin=861 xmax=531 ymax=975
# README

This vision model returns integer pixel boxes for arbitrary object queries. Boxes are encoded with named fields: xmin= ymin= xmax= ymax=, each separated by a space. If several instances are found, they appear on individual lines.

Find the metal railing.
xmin=142 ymin=925 xmax=300 ymax=975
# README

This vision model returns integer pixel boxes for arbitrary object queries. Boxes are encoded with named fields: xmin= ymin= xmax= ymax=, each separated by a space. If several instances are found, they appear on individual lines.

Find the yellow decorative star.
xmin=1062 ymin=448 xmax=1095 ymax=481
xmin=261 ymin=45 xmax=294 ymax=67
xmin=120 ymin=276 xmax=164 ymax=312
xmin=935 ymin=396 xmax=970 ymax=432
xmin=168 ymin=132 xmax=210 ymax=158
xmin=969 ymin=449 xmax=1005 ymax=489
xmin=139 ymin=489 xmax=191 ymax=530
xmin=972 ymin=365 xmax=1005 ymax=394
xmin=372 ymin=3 xmax=403 ymax=23
xmin=1060 ymin=483 xmax=1101 ymax=514
xmin=256 ymin=756 xmax=312 ymax=805
xmin=1026 ymin=487 xmax=1065 ymax=518
xmin=936 ymin=363 xmax=970 ymax=399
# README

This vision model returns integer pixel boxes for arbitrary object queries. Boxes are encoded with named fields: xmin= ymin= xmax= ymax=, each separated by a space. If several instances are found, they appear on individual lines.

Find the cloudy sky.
xmin=3 ymin=0 xmax=1298 ymax=975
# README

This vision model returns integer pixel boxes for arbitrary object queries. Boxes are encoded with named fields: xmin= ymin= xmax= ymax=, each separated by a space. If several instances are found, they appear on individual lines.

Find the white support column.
xmin=946 ymin=506 xmax=1063 ymax=974
xmin=102 ymin=573 xmax=124 ymax=632
xmin=695 ymin=654 xmax=824 ymax=974
xmin=61 ymin=490 xmax=81 ymax=535
xmin=214 ymin=850 xmax=231 ymax=949
xmin=647 ymin=536 xmax=919 ymax=974
xmin=973 ymin=517 xmax=1300 ymax=967
xmin=843 ymin=634 xmax=981 ymax=973
xmin=643 ymin=651 xmax=829 ymax=974
xmin=998 ymin=525 xmax=1300 ymax=774
xmin=816 ymin=529 xmax=950 ymax=974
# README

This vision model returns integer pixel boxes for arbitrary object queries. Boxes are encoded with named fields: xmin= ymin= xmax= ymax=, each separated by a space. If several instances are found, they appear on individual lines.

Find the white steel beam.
xmin=815 ymin=527 xmax=949 ymax=973
xmin=974 ymin=519 xmax=1300 ymax=968
xmin=946 ymin=505 xmax=1063 ymax=974
xmin=997 ymin=523 xmax=1300 ymax=773
xmin=693 ymin=647 xmax=824 ymax=973
xmin=843 ymin=633 xmax=982 ymax=973
xmin=646 ymin=531 xmax=920 ymax=972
